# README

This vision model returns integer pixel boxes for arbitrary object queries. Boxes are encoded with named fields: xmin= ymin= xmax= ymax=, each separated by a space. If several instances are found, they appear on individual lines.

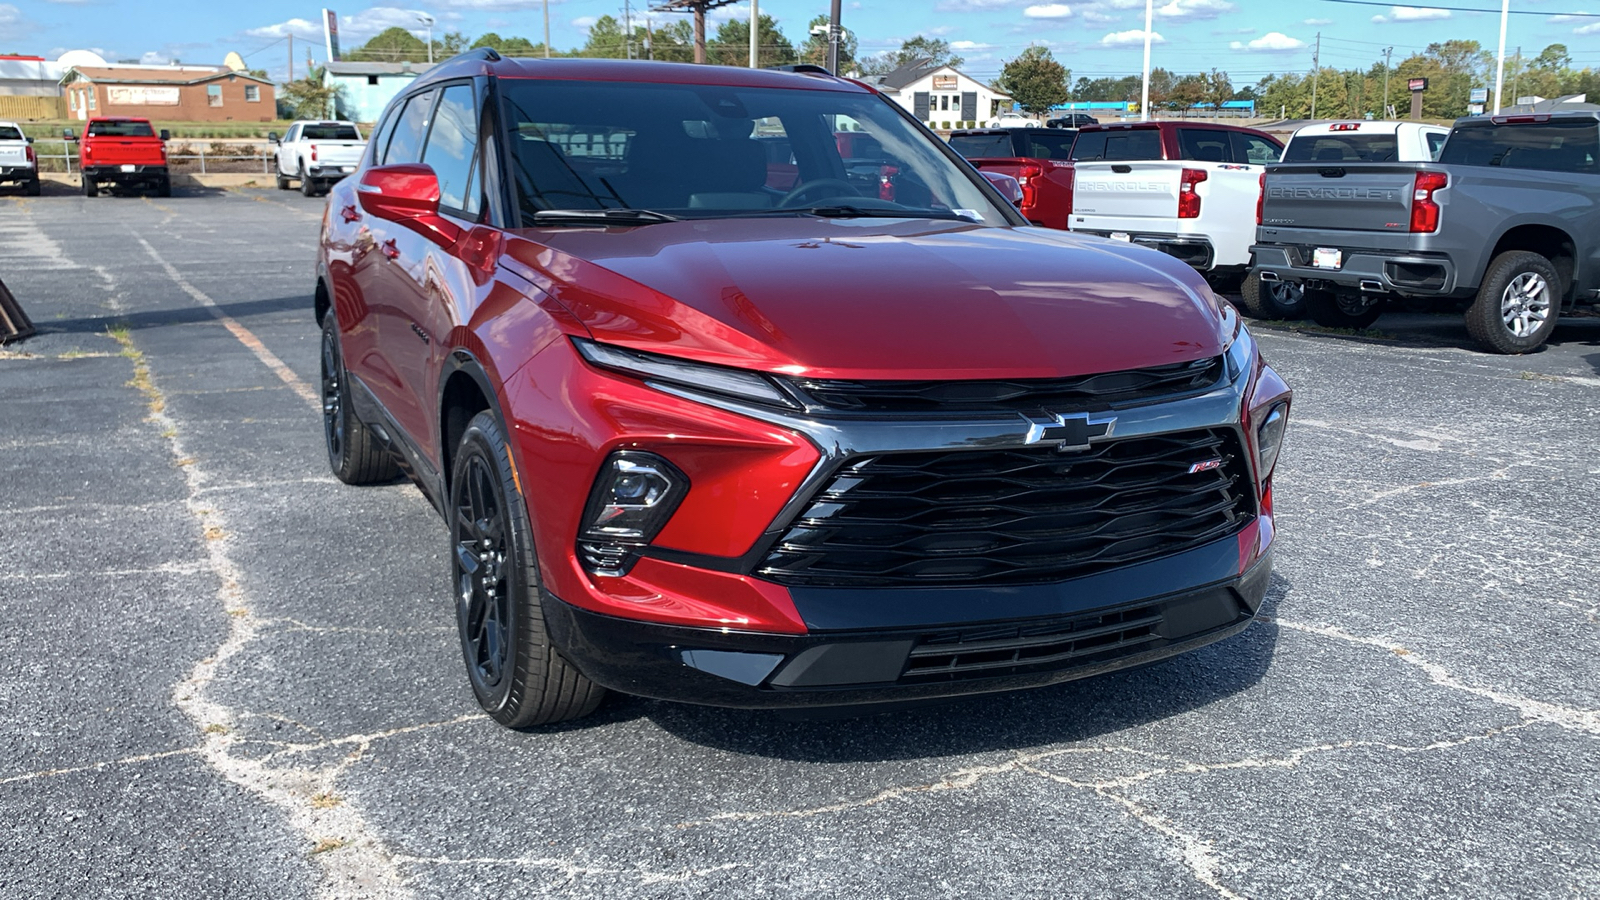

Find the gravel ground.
xmin=1 ymin=182 xmax=1596 ymax=899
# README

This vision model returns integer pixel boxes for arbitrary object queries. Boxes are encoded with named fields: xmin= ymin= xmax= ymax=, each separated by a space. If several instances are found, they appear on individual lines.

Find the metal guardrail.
xmin=31 ymin=140 xmax=277 ymax=175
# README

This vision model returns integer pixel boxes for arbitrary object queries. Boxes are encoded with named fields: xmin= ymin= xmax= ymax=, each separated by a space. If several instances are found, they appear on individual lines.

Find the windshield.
xmin=302 ymin=124 xmax=361 ymax=140
xmin=498 ymin=78 xmax=1012 ymax=226
xmin=1437 ymin=119 xmax=1598 ymax=173
xmin=1284 ymin=134 xmax=1401 ymax=163
xmin=0 ymin=126 xmax=22 ymax=141
xmin=88 ymin=121 xmax=155 ymax=138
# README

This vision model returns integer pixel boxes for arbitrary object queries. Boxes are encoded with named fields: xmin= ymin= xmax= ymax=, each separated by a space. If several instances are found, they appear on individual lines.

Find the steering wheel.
xmin=778 ymin=178 xmax=863 ymax=207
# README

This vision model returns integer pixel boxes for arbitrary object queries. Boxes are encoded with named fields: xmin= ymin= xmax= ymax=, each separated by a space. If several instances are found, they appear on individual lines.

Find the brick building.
xmin=61 ymin=64 xmax=276 ymax=122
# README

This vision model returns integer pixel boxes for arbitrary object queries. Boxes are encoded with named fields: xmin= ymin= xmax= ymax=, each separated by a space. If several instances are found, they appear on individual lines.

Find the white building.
xmin=864 ymin=62 xmax=1013 ymax=130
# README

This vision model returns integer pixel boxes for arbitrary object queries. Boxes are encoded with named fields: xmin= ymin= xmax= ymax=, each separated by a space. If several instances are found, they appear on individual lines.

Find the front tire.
xmin=275 ymin=163 xmax=291 ymax=191
xmin=450 ymin=411 xmax=606 ymax=728
xmin=299 ymin=164 xmax=317 ymax=197
xmin=1465 ymin=251 xmax=1560 ymax=354
xmin=1306 ymin=289 xmax=1382 ymax=330
xmin=320 ymin=314 xmax=399 ymax=484
xmin=1238 ymin=271 xmax=1307 ymax=320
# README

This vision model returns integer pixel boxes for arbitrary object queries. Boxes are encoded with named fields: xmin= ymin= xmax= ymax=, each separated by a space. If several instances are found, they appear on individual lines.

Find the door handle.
xmin=381 ymin=239 xmax=399 ymax=260
xmin=341 ymin=205 xmax=360 ymax=223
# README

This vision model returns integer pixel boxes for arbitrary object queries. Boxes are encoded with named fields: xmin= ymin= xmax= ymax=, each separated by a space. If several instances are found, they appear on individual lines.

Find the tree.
xmin=647 ymin=19 xmax=696 ymax=63
xmin=472 ymin=32 xmax=549 ymax=57
xmin=1204 ymin=68 xmax=1233 ymax=116
xmin=859 ymin=36 xmax=965 ymax=75
xmin=439 ymin=32 xmax=469 ymax=57
xmin=345 ymin=26 xmax=429 ymax=63
xmin=995 ymin=45 xmax=1068 ymax=114
xmin=708 ymin=14 xmax=795 ymax=67
xmin=280 ymin=66 xmax=341 ymax=119
xmin=1532 ymin=43 xmax=1570 ymax=72
xmin=1168 ymin=74 xmax=1206 ymax=111
xmin=798 ymin=15 xmax=857 ymax=73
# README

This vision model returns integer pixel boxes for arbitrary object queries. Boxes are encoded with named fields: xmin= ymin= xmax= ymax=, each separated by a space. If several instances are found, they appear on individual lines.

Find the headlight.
xmin=573 ymin=337 xmax=798 ymax=409
xmin=1256 ymin=402 xmax=1288 ymax=480
xmin=577 ymin=451 xmax=688 ymax=577
xmin=1222 ymin=304 xmax=1256 ymax=383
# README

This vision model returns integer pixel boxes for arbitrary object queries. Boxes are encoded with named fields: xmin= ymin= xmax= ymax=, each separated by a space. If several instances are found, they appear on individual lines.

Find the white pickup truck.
xmin=0 ymin=120 xmax=40 ymax=196
xmin=1068 ymin=122 xmax=1284 ymax=295
xmin=269 ymin=121 xmax=365 ymax=197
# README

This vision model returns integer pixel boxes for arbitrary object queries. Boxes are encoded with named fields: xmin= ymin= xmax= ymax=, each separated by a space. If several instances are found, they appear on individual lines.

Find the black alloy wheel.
xmin=449 ymin=411 xmax=606 ymax=727
xmin=320 ymin=314 xmax=398 ymax=484
xmin=1305 ymin=288 xmax=1383 ymax=330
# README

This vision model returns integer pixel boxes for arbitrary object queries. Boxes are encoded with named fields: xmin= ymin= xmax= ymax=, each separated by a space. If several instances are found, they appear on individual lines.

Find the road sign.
xmin=1469 ymin=87 xmax=1488 ymax=103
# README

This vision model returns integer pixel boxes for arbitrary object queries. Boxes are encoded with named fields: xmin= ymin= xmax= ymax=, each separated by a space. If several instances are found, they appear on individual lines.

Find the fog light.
xmin=578 ymin=452 xmax=688 ymax=576
xmin=1256 ymin=402 xmax=1288 ymax=480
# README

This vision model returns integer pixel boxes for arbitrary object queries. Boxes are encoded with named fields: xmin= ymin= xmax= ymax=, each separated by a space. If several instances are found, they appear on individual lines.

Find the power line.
xmin=1318 ymin=0 xmax=1600 ymax=16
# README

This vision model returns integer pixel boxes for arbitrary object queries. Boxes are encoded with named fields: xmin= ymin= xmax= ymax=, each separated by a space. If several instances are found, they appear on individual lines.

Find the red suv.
xmin=316 ymin=51 xmax=1291 ymax=727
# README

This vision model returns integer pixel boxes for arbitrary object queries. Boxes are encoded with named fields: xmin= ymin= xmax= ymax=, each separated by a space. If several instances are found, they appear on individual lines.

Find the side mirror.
xmin=62 ymin=129 xmax=77 ymax=142
xmin=356 ymin=164 xmax=461 ymax=245
xmin=267 ymin=131 xmax=280 ymax=144
xmin=25 ymin=136 xmax=34 ymax=144
xmin=980 ymin=171 xmax=1024 ymax=205
xmin=159 ymin=129 xmax=170 ymax=141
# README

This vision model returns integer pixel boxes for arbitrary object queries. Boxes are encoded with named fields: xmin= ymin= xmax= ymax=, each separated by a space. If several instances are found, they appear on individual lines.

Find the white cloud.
xmin=1157 ymin=0 xmax=1235 ymax=19
xmin=936 ymin=0 xmax=1030 ymax=9
xmin=1082 ymin=9 xmax=1119 ymax=21
xmin=1101 ymin=28 xmax=1164 ymax=44
xmin=1105 ymin=0 xmax=1146 ymax=8
xmin=1025 ymin=3 xmax=1073 ymax=17
xmin=336 ymin=7 xmax=463 ymax=42
xmin=139 ymin=51 xmax=170 ymax=65
xmin=1371 ymin=5 xmax=1451 ymax=21
xmin=1303 ymin=17 xmax=1333 ymax=25
xmin=1230 ymin=31 xmax=1306 ymax=51
xmin=245 ymin=18 xmax=322 ymax=40
xmin=570 ymin=15 xmax=597 ymax=28
xmin=950 ymin=40 xmax=997 ymax=50
xmin=0 ymin=3 xmax=38 ymax=39
xmin=1574 ymin=21 xmax=1600 ymax=33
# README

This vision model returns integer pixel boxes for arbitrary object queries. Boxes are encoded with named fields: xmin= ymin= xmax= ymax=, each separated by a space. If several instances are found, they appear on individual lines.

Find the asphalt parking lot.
xmin=2 ymin=184 xmax=1597 ymax=899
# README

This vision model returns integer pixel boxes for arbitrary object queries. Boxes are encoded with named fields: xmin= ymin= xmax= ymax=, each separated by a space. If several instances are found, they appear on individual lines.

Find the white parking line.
xmin=133 ymin=233 xmax=319 ymax=411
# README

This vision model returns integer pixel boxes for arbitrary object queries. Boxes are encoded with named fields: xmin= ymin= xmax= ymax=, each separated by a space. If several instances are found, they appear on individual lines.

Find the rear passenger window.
xmin=1071 ymin=129 xmax=1162 ymax=161
xmin=1426 ymin=132 xmax=1446 ymax=160
xmin=1234 ymin=133 xmax=1282 ymax=165
xmin=1177 ymin=129 xmax=1233 ymax=163
xmin=383 ymin=89 xmax=436 ymax=165
xmin=422 ymin=83 xmax=481 ymax=216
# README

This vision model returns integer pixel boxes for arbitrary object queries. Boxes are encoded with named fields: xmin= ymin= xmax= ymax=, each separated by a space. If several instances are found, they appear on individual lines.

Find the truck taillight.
xmin=25 ymin=144 xmax=35 ymax=164
xmin=1409 ymin=171 xmax=1447 ymax=233
xmin=1018 ymin=163 xmax=1041 ymax=210
xmin=1178 ymin=167 xmax=1206 ymax=219
xmin=1255 ymin=172 xmax=1265 ymax=225
xmin=311 ymin=144 xmax=318 ymax=162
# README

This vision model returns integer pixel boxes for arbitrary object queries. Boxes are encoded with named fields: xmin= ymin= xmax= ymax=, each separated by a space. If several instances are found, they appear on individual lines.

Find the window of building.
xmin=368 ymin=75 xmax=380 ymax=86
xmin=207 ymin=84 xmax=222 ymax=107
xmin=245 ymin=85 xmax=260 ymax=103
xmin=88 ymin=90 xmax=96 ymax=110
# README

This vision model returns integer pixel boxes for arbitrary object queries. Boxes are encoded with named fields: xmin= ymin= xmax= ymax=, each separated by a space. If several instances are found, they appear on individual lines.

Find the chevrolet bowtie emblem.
xmin=1021 ymin=411 xmax=1117 ymax=451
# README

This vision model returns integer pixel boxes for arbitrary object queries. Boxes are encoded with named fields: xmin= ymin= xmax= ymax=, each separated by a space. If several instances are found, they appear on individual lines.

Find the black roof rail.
xmin=766 ymin=64 xmax=833 ymax=76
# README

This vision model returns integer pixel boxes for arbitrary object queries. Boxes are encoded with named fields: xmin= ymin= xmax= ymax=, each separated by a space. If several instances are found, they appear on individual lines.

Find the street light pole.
xmin=1381 ymin=46 xmax=1393 ymax=119
xmin=1492 ymin=0 xmax=1509 ymax=113
xmin=1140 ymin=0 xmax=1153 ymax=121
xmin=418 ymin=14 xmax=434 ymax=65
xmin=543 ymin=0 xmax=551 ymax=58
xmin=827 ymin=0 xmax=841 ymax=75
xmin=749 ymin=0 xmax=758 ymax=68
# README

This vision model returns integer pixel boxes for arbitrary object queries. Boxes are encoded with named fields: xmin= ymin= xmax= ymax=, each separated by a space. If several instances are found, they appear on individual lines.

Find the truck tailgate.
xmin=0 ymin=143 xmax=25 ymax=165
xmin=1260 ymin=163 xmax=1422 ymax=232
xmin=310 ymin=142 xmax=365 ymax=166
xmin=1070 ymin=160 xmax=1180 ymax=223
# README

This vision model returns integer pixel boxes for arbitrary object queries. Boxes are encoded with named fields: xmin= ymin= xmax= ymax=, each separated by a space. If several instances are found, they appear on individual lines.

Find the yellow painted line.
xmin=134 ymin=234 xmax=320 ymax=411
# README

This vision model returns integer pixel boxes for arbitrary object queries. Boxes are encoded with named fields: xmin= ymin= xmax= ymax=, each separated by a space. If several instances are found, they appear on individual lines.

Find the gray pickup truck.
xmin=1250 ymin=112 xmax=1600 ymax=353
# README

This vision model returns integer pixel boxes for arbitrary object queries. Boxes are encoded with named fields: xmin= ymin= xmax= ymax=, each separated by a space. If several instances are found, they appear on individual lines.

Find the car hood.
xmin=503 ymin=217 xmax=1228 ymax=381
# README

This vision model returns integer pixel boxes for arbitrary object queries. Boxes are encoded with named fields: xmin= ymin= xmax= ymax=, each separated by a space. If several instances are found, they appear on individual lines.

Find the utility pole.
xmin=1381 ymin=46 xmax=1392 ymax=120
xmin=288 ymin=33 xmax=294 ymax=82
xmin=827 ymin=0 xmax=842 ymax=74
xmin=624 ymin=0 xmax=634 ymax=59
xmin=1510 ymin=46 xmax=1522 ymax=106
xmin=1311 ymin=32 xmax=1321 ymax=120
xmin=749 ymin=0 xmax=758 ymax=68
xmin=1140 ymin=0 xmax=1153 ymax=121
xmin=543 ymin=0 xmax=551 ymax=57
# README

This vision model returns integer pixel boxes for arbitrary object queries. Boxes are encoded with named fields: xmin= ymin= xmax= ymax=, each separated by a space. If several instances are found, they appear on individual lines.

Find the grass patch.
xmin=203 ymin=723 xmax=228 ymax=735
xmin=311 ymin=792 xmax=343 ymax=810
xmin=106 ymin=326 xmax=168 ymax=416
xmin=310 ymin=838 xmax=347 ymax=855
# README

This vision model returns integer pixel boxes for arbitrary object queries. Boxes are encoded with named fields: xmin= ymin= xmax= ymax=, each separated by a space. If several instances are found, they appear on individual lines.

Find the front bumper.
xmin=546 ymin=541 xmax=1272 ymax=709
xmin=1251 ymin=242 xmax=1462 ymax=297
xmin=1077 ymin=230 xmax=1215 ymax=271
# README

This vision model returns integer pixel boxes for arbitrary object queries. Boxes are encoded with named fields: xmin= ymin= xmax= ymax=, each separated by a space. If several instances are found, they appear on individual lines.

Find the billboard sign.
xmin=932 ymin=74 xmax=957 ymax=90
xmin=323 ymin=9 xmax=341 ymax=62
xmin=106 ymin=86 xmax=180 ymax=105
xmin=1408 ymin=77 xmax=1428 ymax=92
xmin=1469 ymin=87 xmax=1488 ymax=103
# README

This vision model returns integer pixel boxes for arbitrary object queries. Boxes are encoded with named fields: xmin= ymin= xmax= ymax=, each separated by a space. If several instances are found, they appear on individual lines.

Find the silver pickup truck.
xmin=1250 ymin=112 xmax=1600 ymax=353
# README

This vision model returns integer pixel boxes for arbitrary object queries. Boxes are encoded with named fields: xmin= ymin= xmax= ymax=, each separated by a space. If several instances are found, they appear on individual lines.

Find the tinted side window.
xmin=422 ymin=84 xmax=481 ymax=216
xmin=1425 ymin=132 xmax=1446 ymax=160
xmin=1073 ymin=129 xmax=1162 ymax=161
xmin=1234 ymin=132 xmax=1282 ymax=164
xmin=1177 ymin=128 xmax=1233 ymax=163
xmin=947 ymin=134 xmax=1015 ymax=158
xmin=383 ymin=89 xmax=436 ymax=165
xmin=1025 ymin=131 xmax=1076 ymax=160
xmin=1438 ymin=120 xmax=1600 ymax=173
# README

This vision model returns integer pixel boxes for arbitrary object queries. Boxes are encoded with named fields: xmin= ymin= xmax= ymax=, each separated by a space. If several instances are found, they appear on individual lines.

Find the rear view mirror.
xmin=25 ymin=136 xmax=33 ymax=144
xmin=159 ymin=129 xmax=170 ymax=142
xmin=62 ymin=129 xmax=77 ymax=142
xmin=267 ymin=131 xmax=280 ymax=144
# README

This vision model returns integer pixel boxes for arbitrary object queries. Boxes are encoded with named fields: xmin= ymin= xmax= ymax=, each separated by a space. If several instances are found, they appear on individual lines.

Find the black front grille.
xmin=789 ymin=357 xmax=1224 ymax=415
xmin=759 ymin=429 xmax=1253 ymax=587
xmin=903 ymin=604 xmax=1162 ymax=679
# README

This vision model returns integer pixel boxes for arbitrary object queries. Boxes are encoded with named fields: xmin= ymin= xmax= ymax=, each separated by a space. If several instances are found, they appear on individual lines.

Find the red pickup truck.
xmin=947 ymin=127 xmax=1077 ymax=229
xmin=71 ymin=117 xmax=171 ymax=197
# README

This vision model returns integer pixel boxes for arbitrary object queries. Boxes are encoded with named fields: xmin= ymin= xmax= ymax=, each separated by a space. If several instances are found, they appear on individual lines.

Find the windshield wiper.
xmin=530 ymin=208 xmax=680 ymax=226
xmin=799 ymin=205 xmax=976 ymax=221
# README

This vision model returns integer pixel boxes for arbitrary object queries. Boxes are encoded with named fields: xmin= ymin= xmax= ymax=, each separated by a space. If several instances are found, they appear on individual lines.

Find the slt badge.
xmin=1021 ymin=411 xmax=1117 ymax=452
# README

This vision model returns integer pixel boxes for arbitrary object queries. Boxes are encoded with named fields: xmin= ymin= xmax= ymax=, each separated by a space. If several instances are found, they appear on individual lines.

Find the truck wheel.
xmin=155 ymin=176 xmax=172 ymax=198
xmin=275 ymin=164 xmax=291 ymax=191
xmin=82 ymin=177 xmax=96 ymax=198
xmin=1465 ymin=251 xmax=1561 ymax=354
xmin=299 ymin=164 xmax=316 ymax=197
xmin=1306 ymin=289 xmax=1382 ymax=330
xmin=1238 ymin=272 xmax=1307 ymax=320
xmin=320 ymin=314 xmax=400 ymax=485
xmin=24 ymin=178 xmax=41 ymax=197
xmin=450 ymin=409 xmax=607 ymax=727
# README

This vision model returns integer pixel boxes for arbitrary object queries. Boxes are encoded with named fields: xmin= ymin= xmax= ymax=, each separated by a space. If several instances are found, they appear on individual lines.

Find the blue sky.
xmin=4 ymin=0 xmax=1599 ymax=85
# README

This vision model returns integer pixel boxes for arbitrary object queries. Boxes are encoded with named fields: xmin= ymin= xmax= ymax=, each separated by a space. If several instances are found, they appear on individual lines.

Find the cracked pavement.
xmin=1 ymin=184 xmax=1597 ymax=899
